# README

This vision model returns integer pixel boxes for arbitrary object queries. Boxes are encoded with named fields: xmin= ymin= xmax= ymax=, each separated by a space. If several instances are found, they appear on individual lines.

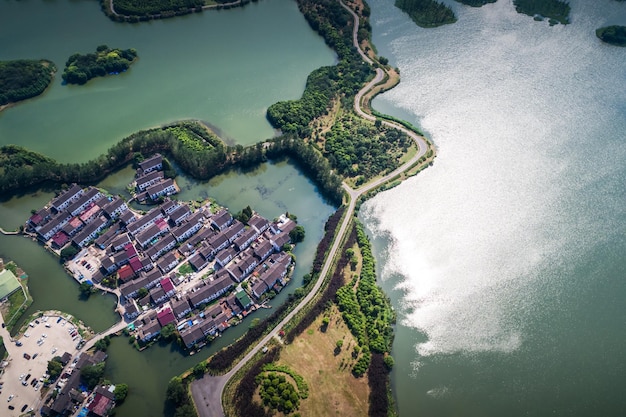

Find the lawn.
xmin=276 ymin=304 xmax=370 ymax=417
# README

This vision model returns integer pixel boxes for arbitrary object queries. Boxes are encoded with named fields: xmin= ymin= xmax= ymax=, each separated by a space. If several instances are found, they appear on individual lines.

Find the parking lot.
xmin=0 ymin=314 xmax=81 ymax=416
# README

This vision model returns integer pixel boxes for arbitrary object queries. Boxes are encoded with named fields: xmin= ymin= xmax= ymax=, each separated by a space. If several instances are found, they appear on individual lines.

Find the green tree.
xmin=114 ymin=383 xmax=129 ymax=402
xmin=80 ymin=362 xmax=105 ymax=389
xmin=47 ymin=358 xmax=63 ymax=380
xmin=60 ymin=245 xmax=79 ymax=261
xmin=289 ymin=225 xmax=306 ymax=243
xmin=384 ymin=355 xmax=395 ymax=370
xmin=79 ymin=281 xmax=95 ymax=298
xmin=160 ymin=323 xmax=176 ymax=341
xmin=94 ymin=336 xmax=110 ymax=352
xmin=193 ymin=361 xmax=207 ymax=377
xmin=166 ymin=377 xmax=186 ymax=405
xmin=137 ymin=287 xmax=148 ymax=298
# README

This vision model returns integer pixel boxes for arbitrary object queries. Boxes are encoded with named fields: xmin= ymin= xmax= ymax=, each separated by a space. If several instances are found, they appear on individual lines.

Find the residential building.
xmin=136 ymin=170 xmax=164 ymax=192
xmin=138 ymin=153 xmax=163 ymax=174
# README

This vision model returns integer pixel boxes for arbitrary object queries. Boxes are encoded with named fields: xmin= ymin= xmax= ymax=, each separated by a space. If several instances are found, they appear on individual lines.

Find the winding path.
xmin=190 ymin=2 xmax=433 ymax=417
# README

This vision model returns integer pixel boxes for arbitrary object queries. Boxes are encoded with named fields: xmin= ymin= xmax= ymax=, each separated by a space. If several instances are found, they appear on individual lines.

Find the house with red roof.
xmin=117 ymin=264 xmax=135 ymax=283
xmin=157 ymin=307 xmax=176 ymax=327
xmin=160 ymin=277 xmax=175 ymax=298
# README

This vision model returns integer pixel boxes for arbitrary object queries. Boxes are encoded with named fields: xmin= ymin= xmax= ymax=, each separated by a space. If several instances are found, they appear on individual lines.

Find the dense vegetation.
xmin=513 ymin=0 xmax=570 ymax=25
xmin=0 ymin=59 xmax=56 ymax=106
xmin=166 ymin=377 xmax=198 ymax=417
xmin=232 ymin=348 xmax=279 ymax=417
xmin=255 ymin=371 xmax=300 ymax=414
xmin=336 ymin=222 xmax=395 ymax=376
xmin=267 ymin=0 xmax=373 ymax=138
xmin=596 ymin=25 xmax=626 ymax=46
xmin=62 ymin=45 xmax=137 ymax=85
xmin=455 ymin=0 xmax=495 ymax=6
xmin=395 ymin=0 xmax=457 ymax=28
xmin=322 ymin=115 xmax=412 ymax=181
xmin=113 ymin=0 xmax=204 ymax=16
xmin=0 ymin=122 xmax=343 ymax=205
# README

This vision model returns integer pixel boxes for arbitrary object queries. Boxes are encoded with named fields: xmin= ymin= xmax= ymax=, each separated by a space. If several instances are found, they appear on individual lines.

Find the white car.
xmin=19 ymin=374 xmax=24 ymax=380
xmin=51 ymin=347 xmax=57 ymax=354
xmin=24 ymin=332 xmax=29 ymax=337
xmin=7 ymin=394 xmax=14 ymax=402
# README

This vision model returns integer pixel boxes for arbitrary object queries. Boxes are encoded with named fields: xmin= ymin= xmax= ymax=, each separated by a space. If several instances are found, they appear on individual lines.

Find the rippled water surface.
xmin=362 ymin=0 xmax=626 ymax=415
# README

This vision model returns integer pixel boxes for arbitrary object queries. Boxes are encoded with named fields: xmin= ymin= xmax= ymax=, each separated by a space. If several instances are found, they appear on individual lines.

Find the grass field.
xmin=276 ymin=303 xmax=369 ymax=416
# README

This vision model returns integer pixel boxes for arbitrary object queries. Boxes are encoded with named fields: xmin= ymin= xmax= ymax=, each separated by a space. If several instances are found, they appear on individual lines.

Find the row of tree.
xmin=62 ymin=45 xmax=138 ymax=85
xmin=0 ymin=59 xmax=56 ymax=106
xmin=0 ymin=123 xmax=344 ymax=205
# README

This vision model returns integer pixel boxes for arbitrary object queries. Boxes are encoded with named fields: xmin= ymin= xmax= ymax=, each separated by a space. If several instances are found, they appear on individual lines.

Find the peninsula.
xmin=0 ymin=59 xmax=56 ymax=111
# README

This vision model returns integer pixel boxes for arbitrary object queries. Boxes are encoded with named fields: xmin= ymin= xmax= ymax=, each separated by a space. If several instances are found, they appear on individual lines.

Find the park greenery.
xmin=394 ymin=0 xmax=457 ymax=28
xmin=255 ymin=371 xmax=300 ymax=414
xmin=0 ymin=59 xmax=56 ymax=107
xmin=596 ymin=26 xmax=626 ymax=46
xmin=62 ymin=45 xmax=138 ymax=85
xmin=513 ymin=0 xmax=571 ymax=25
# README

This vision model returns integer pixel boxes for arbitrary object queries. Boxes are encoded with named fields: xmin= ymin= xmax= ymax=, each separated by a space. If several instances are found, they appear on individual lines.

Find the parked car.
xmin=7 ymin=394 xmax=14 ymax=402
xmin=15 ymin=341 xmax=22 ymax=347
xmin=23 ymin=353 xmax=30 ymax=359
xmin=32 ymin=353 xmax=38 ymax=359
xmin=21 ymin=404 xmax=28 ymax=412
xmin=8 ymin=405 xmax=15 ymax=410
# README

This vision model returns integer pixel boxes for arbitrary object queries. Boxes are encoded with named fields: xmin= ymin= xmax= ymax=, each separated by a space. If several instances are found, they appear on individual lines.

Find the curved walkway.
xmin=190 ymin=2 xmax=433 ymax=417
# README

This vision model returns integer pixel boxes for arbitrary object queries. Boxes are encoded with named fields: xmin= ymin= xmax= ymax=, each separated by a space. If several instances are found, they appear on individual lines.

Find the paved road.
xmin=190 ymin=2 xmax=433 ymax=416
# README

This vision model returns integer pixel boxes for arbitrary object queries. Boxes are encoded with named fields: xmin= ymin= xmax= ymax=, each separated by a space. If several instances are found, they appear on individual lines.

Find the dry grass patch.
xmin=277 ymin=305 xmax=369 ymax=417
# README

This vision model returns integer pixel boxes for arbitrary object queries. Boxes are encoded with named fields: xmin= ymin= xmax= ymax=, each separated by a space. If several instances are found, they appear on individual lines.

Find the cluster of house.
xmin=119 ymin=204 xmax=296 ymax=349
xmin=41 ymin=351 xmax=117 ymax=417
xmin=27 ymin=184 xmax=131 ymax=250
xmin=131 ymin=153 xmax=179 ymax=203
xmin=27 ymin=181 xmax=299 ymax=351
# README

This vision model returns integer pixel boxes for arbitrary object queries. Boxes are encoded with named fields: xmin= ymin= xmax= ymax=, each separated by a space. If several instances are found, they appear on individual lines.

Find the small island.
xmin=395 ymin=0 xmax=457 ymax=28
xmin=513 ymin=0 xmax=571 ymax=25
xmin=0 ymin=59 xmax=56 ymax=110
xmin=455 ymin=0 xmax=496 ymax=7
xmin=62 ymin=45 xmax=137 ymax=85
xmin=596 ymin=25 xmax=626 ymax=47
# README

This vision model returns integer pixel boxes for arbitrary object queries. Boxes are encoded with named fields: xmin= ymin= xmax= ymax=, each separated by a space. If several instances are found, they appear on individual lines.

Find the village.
xmin=24 ymin=153 xmax=300 ymax=352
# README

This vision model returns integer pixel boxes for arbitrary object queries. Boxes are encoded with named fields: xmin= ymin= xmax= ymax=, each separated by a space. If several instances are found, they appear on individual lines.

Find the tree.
xmin=336 ymin=339 xmax=344 ymax=349
xmin=47 ymin=358 xmax=63 ymax=380
xmin=80 ymin=362 xmax=105 ymax=389
xmin=289 ymin=225 xmax=306 ymax=243
xmin=160 ymin=323 xmax=176 ymax=341
xmin=193 ymin=361 xmax=207 ymax=377
xmin=79 ymin=281 xmax=95 ymax=299
xmin=60 ymin=245 xmax=79 ymax=261
xmin=137 ymin=287 xmax=148 ymax=298
xmin=166 ymin=377 xmax=186 ymax=405
xmin=94 ymin=336 xmax=110 ymax=352
xmin=114 ymin=383 xmax=129 ymax=402
xmin=383 ymin=355 xmax=395 ymax=370
xmin=174 ymin=404 xmax=197 ymax=417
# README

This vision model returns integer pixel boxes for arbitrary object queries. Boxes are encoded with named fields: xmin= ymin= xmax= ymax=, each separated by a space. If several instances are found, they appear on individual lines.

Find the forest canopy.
xmin=394 ymin=0 xmax=457 ymax=28
xmin=0 ymin=59 xmax=56 ymax=106
xmin=513 ymin=0 xmax=571 ymax=25
xmin=62 ymin=45 xmax=137 ymax=85
xmin=596 ymin=25 xmax=626 ymax=46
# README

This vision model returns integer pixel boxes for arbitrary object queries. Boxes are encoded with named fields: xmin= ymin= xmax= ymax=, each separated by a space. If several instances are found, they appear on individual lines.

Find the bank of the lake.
xmin=0 ymin=0 xmax=335 ymax=161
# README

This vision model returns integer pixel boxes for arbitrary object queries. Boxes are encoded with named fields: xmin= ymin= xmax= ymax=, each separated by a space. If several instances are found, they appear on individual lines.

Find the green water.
xmin=0 ymin=0 xmax=335 ymax=162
